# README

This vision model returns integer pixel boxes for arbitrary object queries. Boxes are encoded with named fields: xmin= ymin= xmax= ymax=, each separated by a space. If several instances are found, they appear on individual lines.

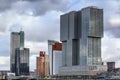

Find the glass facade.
xmin=15 ymin=48 xmax=29 ymax=76
xmin=10 ymin=31 xmax=29 ymax=76
xmin=81 ymin=7 xmax=103 ymax=65
xmin=20 ymin=31 xmax=24 ymax=48
xmin=10 ymin=32 xmax=20 ymax=73
xmin=60 ymin=6 xmax=103 ymax=67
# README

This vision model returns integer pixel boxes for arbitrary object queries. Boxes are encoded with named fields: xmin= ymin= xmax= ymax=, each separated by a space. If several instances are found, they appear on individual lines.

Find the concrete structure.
xmin=36 ymin=51 xmax=49 ymax=77
xmin=107 ymin=62 xmax=115 ymax=72
xmin=60 ymin=6 xmax=104 ymax=76
xmin=15 ymin=48 xmax=29 ymax=76
xmin=48 ymin=40 xmax=62 ymax=75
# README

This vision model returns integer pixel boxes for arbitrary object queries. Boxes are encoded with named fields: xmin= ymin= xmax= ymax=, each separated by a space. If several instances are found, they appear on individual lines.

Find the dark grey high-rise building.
xmin=10 ymin=31 xmax=29 ymax=75
xmin=15 ymin=48 xmax=29 ymax=76
xmin=60 ymin=6 xmax=103 ymax=68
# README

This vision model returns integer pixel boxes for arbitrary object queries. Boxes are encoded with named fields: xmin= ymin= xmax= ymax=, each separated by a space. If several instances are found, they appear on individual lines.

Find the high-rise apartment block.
xmin=59 ymin=6 xmax=104 ymax=76
xmin=36 ymin=51 xmax=49 ymax=77
xmin=10 ymin=31 xmax=29 ymax=75
xmin=48 ymin=40 xmax=62 ymax=75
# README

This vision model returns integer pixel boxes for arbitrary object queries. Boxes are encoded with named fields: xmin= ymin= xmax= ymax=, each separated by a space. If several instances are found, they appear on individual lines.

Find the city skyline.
xmin=0 ymin=0 xmax=120 ymax=71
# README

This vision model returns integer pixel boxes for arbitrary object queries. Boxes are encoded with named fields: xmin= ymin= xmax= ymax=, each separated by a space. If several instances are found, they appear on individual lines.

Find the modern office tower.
xmin=107 ymin=62 xmax=115 ymax=72
xmin=15 ymin=48 xmax=29 ymax=76
xmin=10 ymin=31 xmax=24 ymax=73
xmin=48 ymin=40 xmax=62 ymax=75
xmin=59 ymin=6 xmax=104 ymax=76
xmin=60 ymin=6 xmax=103 ymax=67
xmin=36 ymin=51 xmax=49 ymax=77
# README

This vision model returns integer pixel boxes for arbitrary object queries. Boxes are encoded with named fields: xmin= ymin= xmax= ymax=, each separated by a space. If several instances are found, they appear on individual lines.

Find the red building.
xmin=52 ymin=42 xmax=62 ymax=75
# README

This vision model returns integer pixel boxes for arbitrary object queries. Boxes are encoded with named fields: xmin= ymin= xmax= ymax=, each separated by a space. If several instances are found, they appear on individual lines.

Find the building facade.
xmin=59 ymin=6 xmax=104 ymax=76
xmin=0 ymin=70 xmax=10 ymax=79
xmin=107 ymin=62 xmax=115 ymax=72
xmin=15 ymin=48 xmax=29 ymax=76
xmin=48 ymin=40 xmax=59 ymax=76
xmin=10 ymin=31 xmax=29 ymax=76
xmin=10 ymin=31 xmax=24 ymax=73
xmin=44 ymin=55 xmax=49 ymax=76
xmin=48 ymin=40 xmax=62 ymax=75
xmin=60 ymin=6 xmax=103 ymax=67
xmin=36 ymin=51 xmax=49 ymax=77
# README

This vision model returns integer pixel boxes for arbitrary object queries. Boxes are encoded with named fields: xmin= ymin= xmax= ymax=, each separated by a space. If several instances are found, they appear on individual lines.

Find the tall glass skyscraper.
xmin=10 ymin=31 xmax=29 ymax=75
xmin=60 ymin=6 xmax=103 ymax=67
xmin=15 ymin=48 xmax=29 ymax=76
xmin=10 ymin=32 xmax=20 ymax=73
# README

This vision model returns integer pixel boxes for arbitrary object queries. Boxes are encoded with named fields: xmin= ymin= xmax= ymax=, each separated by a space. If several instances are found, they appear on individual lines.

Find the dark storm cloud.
xmin=21 ymin=0 xmax=39 ymax=1
xmin=14 ymin=0 xmax=70 ymax=16
xmin=0 ymin=0 xmax=16 ymax=12
xmin=0 ymin=0 xmax=70 ymax=16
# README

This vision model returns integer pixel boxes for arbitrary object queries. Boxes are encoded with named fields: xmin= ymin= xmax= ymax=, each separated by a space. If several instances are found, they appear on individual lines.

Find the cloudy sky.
xmin=0 ymin=0 xmax=120 ymax=71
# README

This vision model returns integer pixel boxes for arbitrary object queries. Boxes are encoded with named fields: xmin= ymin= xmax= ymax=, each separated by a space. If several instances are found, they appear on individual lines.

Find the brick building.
xmin=36 ymin=51 xmax=49 ymax=77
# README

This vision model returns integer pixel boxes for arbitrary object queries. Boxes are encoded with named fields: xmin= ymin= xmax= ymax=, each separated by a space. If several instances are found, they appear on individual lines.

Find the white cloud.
xmin=25 ymin=41 xmax=48 ymax=54
xmin=0 ymin=56 xmax=10 ymax=70
xmin=109 ymin=15 xmax=120 ymax=27
xmin=30 ymin=54 xmax=38 ymax=71
xmin=0 ymin=9 xmax=63 ymax=42
xmin=102 ymin=34 xmax=120 ymax=63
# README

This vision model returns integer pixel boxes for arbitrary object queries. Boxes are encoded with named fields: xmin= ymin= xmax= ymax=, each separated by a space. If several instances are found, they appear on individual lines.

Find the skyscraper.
xmin=60 ymin=6 xmax=103 ymax=67
xmin=10 ymin=31 xmax=24 ymax=73
xmin=15 ymin=48 xmax=29 ymax=76
xmin=59 ymin=6 xmax=104 ymax=76
xmin=10 ymin=30 xmax=29 ymax=75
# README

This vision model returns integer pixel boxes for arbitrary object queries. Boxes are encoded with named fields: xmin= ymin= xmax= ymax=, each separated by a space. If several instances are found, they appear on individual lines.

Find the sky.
xmin=0 ymin=0 xmax=120 ymax=71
